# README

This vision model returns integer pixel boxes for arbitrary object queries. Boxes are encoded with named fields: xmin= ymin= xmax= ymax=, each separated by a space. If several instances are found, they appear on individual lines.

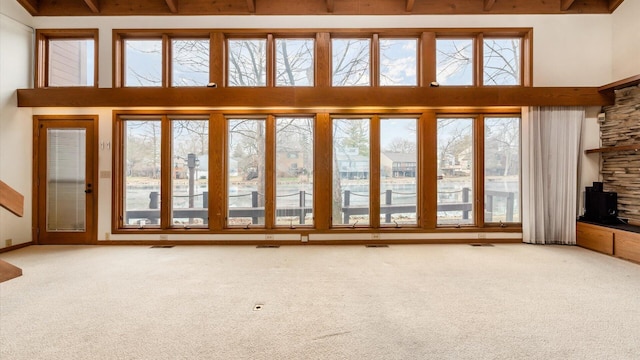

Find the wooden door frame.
xmin=32 ymin=115 xmax=99 ymax=245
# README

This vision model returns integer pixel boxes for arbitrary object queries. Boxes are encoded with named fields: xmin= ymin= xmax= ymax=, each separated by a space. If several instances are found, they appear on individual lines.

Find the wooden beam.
xmin=17 ymin=87 xmax=612 ymax=108
xmin=16 ymin=0 xmax=39 ymax=15
xmin=561 ymin=0 xmax=576 ymax=11
xmin=406 ymin=0 xmax=415 ymax=12
xmin=83 ymin=0 xmax=100 ymax=13
xmin=609 ymin=0 xmax=625 ymax=12
xmin=25 ymin=0 xmax=615 ymax=15
xmin=483 ymin=0 xmax=496 ymax=11
xmin=0 ymin=180 xmax=24 ymax=217
xmin=165 ymin=0 xmax=178 ymax=13
xmin=246 ymin=0 xmax=255 ymax=13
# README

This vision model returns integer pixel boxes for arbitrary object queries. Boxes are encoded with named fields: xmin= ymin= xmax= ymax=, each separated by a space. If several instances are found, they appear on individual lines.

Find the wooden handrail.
xmin=0 ymin=180 xmax=24 ymax=217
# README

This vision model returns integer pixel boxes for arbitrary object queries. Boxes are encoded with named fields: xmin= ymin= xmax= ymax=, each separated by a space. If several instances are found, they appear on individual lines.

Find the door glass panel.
xmin=46 ymin=129 xmax=86 ymax=231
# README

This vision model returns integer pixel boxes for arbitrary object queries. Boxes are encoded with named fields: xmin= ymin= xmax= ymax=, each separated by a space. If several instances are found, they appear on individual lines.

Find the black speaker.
xmin=592 ymin=182 xmax=603 ymax=192
xmin=584 ymin=191 xmax=617 ymax=223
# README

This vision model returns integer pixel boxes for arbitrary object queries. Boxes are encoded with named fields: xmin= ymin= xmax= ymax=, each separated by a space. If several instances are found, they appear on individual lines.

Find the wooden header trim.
xmin=598 ymin=74 xmax=640 ymax=98
xmin=0 ymin=180 xmax=24 ymax=217
xmin=17 ymin=86 xmax=611 ymax=108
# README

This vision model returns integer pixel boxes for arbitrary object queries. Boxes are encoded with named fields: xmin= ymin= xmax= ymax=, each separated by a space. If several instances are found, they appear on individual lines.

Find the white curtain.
xmin=522 ymin=107 xmax=585 ymax=245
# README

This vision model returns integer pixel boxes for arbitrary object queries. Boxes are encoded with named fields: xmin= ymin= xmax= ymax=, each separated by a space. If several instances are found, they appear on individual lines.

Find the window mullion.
xmin=474 ymin=115 xmax=485 ymax=227
xmin=371 ymin=34 xmax=379 ymax=87
xmin=163 ymin=34 xmax=170 ymax=87
xmin=160 ymin=115 xmax=172 ymax=228
xmin=420 ymin=32 xmax=436 ymax=87
xmin=370 ymin=116 xmax=381 ymax=228
xmin=476 ymin=33 xmax=483 ymax=87
xmin=265 ymin=115 xmax=276 ymax=228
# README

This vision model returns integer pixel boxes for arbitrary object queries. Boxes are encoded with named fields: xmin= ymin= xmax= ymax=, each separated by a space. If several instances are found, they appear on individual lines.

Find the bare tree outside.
xmin=276 ymin=39 xmax=314 ymax=86
xmin=380 ymin=119 xmax=418 ymax=225
xmin=172 ymin=39 xmax=210 ymax=86
xmin=436 ymin=38 xmax=474 ymax=85
xmin=484 ymin=117 xmax=520 ymax=222
xmin=437 ymin=118 xmax=474 ymax=225
xmin=124 ymin=120 xmax=162 ymax=225
xmin=483 ymin=38 xmax=521 ymax=85
xmin=228 ymin=39 xmax=266 ymax=87
xmin=332 ymin=39 xmax=370 ymax=86
xmin=124 ymin=39 xmax=162 ymax=86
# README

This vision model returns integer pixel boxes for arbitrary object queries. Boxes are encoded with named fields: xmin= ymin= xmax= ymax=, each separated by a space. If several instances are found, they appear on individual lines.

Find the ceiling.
xmin=18 ymin=0 xmax=626 ymax=16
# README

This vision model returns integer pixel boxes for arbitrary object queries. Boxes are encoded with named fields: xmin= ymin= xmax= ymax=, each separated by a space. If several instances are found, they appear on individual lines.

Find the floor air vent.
xmin=365 ymin=244 xmax=389 ymax=248
xmin=256 ymin=245 xmax=280 ymax=248
xmin=150 ymin=245 xmax=174 ymax=248
xmin=469 ymin=243 xmax=494 ymax=247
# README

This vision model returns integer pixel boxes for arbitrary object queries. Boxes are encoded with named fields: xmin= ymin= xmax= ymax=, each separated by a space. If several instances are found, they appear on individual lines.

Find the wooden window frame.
xmin=113 ymin=30 xmax=212 ymax=88
xmin=35 ymin=29 xmax=99 ymax=88
xmin=113 ymin=28 xmax=532 ymax=90
xmin=112 ymin=108 xmax=521 ymax=235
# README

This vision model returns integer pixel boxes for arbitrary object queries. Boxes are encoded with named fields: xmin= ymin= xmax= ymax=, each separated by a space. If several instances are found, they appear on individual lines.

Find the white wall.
xmin=612 ymin=0 xmax=640 ymax=80
xmin=0 ymin=3 xmax=34 ymax=248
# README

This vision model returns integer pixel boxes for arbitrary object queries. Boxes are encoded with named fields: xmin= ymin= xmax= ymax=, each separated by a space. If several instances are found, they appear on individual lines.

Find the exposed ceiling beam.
xmin=406 ymin=0 xmax=415 ymax=12
xmin=560 ymin=0 xmax=576 ymax=11
xmin=608 ymin=0 xmax=625 ymax=11
xmin=16 ymin=0 xmax=39 ymax=15
xmin=165 ymin=0 xmax=178 ymax=13
xmin=246 ymin=0 xmax=255 ymax=13
xmin=83 ymin=0 xmax=100 ymax=13
xmin=327 ymin=0 xmax=334 ymax=13
xmin=484 ymin=0 xmax=496 ymax=11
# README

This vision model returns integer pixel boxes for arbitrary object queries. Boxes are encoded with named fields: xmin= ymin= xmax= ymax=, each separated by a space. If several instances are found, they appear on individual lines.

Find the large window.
xmin=332 ymin=118 xmax=371 ymax=225
xmin=171 ymin=119 xmax=209 ymax=226
xmin=110 ymin=29 xmax=529 ymax=89
xmin=123 ymin=119 xmax=162 ymax=227
xmin=227 ymin=118 xmax=266 ymax=226
xmin=275 ymin=117 xmax=314 ymax=226
xmin=380 ymin=118 xmax=418 ymax=225
xmin=36 ymin=29 xmax=98 ymax=88
xmin=437 ymin=118 xmax=474 ymax=226
xmin=484 ymin=117 xmax=520 ymax=223
xmin=114 ymin=110 xmax=521 ymax=233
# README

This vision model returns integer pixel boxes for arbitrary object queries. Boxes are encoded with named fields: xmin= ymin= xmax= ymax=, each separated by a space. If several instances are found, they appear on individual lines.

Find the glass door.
xmin=36 ymin=117 xmax=97 ymax=244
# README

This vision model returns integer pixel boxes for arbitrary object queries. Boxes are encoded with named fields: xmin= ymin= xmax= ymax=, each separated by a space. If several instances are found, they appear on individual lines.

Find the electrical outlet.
xmin=160 ymin=234 xmax=168 ymax=240
xmin=5 ymin=239 xmax=12 ymax=247
xmin=478 ymin=233 xmax=486 ymax=239
xmin=265 ymin=234 xmax=274 ymax=240
xmin=371 ymin=233 xmax=380 ymax=240
xmin=301 ymin=235 xmax=308 ymax=243
xmin=104 ymin=232 xmax=110 ymax=241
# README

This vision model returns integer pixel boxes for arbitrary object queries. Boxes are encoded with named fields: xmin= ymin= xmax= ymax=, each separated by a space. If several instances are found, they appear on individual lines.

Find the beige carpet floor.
xmin=1 ymin=244 xmax=640 ymax=359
